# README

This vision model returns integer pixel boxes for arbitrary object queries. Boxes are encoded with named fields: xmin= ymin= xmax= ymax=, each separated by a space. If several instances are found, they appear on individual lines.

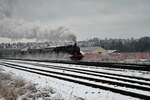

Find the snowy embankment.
xmin=0 ymin=60 xmax=142 ymax=100
xmin=0 ymin=67 xmax=65 ymax=100
xmin=0 ymin=65 xmax=87 ymax=100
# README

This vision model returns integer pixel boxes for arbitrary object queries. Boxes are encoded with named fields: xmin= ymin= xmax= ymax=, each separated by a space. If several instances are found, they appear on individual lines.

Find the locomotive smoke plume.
xmin=0 ymin=0 xmax=77 ymax=42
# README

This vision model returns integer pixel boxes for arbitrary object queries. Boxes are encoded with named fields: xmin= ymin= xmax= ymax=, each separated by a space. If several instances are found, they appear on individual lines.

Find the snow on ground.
xmin=3 ymin=61 xmax=150 ymax=94
xmin=0 ymin=66 xmax=64 ymax=100
xmin=0 ymin=62 xmax=141 ymax=100
xmin=37 ymin=62 xmax=150 ymax=79
xmin=8 ymin=59 xmax=150 ymax=79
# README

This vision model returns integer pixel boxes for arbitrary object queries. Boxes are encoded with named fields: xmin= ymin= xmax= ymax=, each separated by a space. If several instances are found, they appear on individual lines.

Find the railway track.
xmin=1 ymin=58 xmax=150 ymax=71
xmin=0 ymin=59 xmax=150 ymax=99
xmin=4 ymin=59 xmax=150 ymax=81
xmin=4 ymin=60 xmax=150 ymax=85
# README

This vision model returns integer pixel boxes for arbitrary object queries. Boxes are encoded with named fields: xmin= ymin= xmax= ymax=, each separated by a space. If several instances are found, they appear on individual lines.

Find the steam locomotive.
xmin=53 ymin=43 xmax=83 ymax=60
xmin=0 ymin=42 xmax=83 ymax=60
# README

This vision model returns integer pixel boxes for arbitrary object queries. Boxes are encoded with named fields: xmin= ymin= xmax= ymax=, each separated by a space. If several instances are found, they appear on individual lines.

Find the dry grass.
xmin=0 ymin=68 xmax=85 ymax=100
xmin=0 ymin=70 xmax=63 ymax=100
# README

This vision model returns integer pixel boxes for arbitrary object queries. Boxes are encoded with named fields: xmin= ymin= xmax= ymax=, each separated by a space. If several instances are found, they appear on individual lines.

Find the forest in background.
xmin=78 ymin=37 xmax=150 ymax=52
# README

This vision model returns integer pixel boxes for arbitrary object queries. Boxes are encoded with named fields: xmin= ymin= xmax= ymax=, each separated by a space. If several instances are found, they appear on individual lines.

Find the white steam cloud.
xmin=0 ymin=0 xmax=77 ymax=42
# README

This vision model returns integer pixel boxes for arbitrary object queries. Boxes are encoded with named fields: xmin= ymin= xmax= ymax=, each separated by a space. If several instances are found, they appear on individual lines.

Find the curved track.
xmin=0 ymin=59 xmax=150 ymax=99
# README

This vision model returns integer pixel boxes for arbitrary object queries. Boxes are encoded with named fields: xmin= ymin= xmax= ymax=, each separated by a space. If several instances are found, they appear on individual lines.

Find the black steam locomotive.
xmin=53 ymin=43 xmax=83 ymax=60
xmin=0 ymin=42 xmax=83 ymax=60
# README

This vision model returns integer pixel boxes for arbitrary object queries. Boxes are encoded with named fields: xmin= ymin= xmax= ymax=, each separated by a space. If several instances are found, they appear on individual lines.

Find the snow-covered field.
xmin=0 ymin=66 xmax=66 ymax=100
xmin=1 ymin=59 xmax=150 ymax=100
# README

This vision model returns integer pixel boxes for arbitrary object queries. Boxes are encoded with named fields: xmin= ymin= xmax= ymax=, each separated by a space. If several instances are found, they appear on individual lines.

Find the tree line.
xmin=79 ymin=37 xmax=150 ymax=52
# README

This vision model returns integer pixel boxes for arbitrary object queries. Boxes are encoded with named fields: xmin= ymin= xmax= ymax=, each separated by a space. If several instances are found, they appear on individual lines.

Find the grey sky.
xmin=0 ymin=0 xmax=150 ymax=40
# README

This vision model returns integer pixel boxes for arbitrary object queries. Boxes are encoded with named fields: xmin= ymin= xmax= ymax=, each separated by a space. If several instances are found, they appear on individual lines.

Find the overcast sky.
xmin=0 ymin=0 xmax=150 ymax=40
